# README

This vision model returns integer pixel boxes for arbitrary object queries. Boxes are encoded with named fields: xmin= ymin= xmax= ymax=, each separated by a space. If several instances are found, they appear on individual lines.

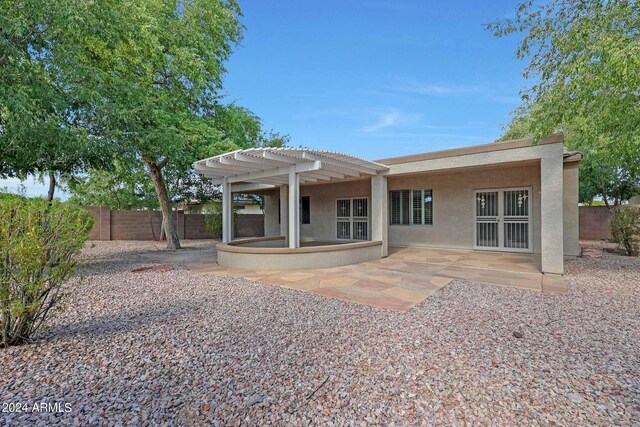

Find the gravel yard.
xmin=1 ymin=241 xmax=639 ymax=426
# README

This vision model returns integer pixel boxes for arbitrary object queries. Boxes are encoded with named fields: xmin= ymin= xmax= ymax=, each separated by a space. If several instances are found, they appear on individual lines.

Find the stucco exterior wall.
xmin=300 ymin=179 xmax=371 ymax=241
xmin=386 ymin=163 xmax=543 ymax=253
xmin=258 ymin=145 xmax=579 ymax=266
xmin=562 ymin=162 xmax=581 ymax=256
xmin=262 ymin=179 xmax=373 ymax=242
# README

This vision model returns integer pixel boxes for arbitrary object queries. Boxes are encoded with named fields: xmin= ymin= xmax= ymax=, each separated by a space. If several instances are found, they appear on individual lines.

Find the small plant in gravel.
xmin=609 ymin=205 xmax=640 ymax=256
xmin=0 ymin=195 xmax=93 ymax=347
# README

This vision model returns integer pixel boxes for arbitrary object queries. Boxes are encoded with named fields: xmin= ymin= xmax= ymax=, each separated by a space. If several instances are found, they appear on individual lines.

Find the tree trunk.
xmin=601 ymin=183 xmax=611 ymax=209
xmin=144 ymin=158 xmax=181 ymax=250
xmin=47 ymin=170 xmax=56 ymax=202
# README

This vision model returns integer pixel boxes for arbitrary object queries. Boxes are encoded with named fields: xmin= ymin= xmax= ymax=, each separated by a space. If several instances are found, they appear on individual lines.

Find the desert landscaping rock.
xmin=1 ymin=240 xmax=639 ymax=425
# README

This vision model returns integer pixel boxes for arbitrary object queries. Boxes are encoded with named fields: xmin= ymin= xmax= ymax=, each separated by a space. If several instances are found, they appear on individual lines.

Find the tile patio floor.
xmin=187 ymin=246 xmax=566 ymax=312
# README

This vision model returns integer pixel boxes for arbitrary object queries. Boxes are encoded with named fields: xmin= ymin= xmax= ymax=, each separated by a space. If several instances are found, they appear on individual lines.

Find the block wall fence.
xmin=81 ymin=205 xmax=609 ymax=242
xmin=80 ymin=206 xmax=264 ymax=241
xmin=578 ymin=206 xmax=611 ymax=241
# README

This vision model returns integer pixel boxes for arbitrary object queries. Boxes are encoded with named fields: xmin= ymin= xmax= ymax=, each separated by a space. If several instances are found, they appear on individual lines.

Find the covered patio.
xmin=194 ymin=148 xmax=390 ymax=269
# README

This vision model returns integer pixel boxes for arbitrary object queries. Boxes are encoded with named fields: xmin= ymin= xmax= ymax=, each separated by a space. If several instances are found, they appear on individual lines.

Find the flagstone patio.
xmin=183 ymin=246 xmax=566 ymax=312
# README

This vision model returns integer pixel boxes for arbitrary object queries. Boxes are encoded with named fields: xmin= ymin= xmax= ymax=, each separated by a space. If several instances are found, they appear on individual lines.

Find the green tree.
xmin=64 ymin=159 xmax=159 ymax=210
xmin=63 ymin=103 xmax=289 ymax=212
xmin=0 ymin=0 xmax=109 ymax=201
xmin=500 ymin=110 xmax=640 ymax=206
xmin=52 ymin=0 xmax=245 ymax=249
xmin=489 ymin=0 xmax=640 ymax=205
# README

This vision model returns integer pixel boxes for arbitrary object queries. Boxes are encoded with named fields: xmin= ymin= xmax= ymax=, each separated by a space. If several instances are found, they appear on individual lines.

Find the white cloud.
xmin=397 ymin=79 xmax=484 ymax=96
xmin=362 ymin=110 xmax=421 ymax=133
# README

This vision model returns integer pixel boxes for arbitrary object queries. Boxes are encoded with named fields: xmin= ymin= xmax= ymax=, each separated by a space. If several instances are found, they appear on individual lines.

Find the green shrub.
xmin=609 ymin=205 xmax=640 ymax=256
xmin=0 ymin=197 xmax=93 ymax=347
xmin=203 ymin=201 xmax=238 ymax=238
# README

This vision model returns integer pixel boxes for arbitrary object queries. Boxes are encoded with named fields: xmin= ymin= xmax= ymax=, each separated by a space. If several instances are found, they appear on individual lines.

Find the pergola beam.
xmin=206 ymin=159 xmax=258 ymax=173
xmin=302 ymin=152 xmax=379 ymax=175
xmin=320 ymin=163 xmax=361 ymax=178
xmin=262 ymin=150 xmax=300 ymax=164
xmin=195 ymin=147 xmax=389 ymax=187
xmin=219 ymin=156 xmax=267 ymax=171
xmin=299 ymin=173 xmax=332 ymax=182
xmin=222 ymin=160 xmax=322 ymax=184
xmin=235 ymin=151 xmax=290 ymax=168
xmin=230 ymin=183 xmax=276 ymax=193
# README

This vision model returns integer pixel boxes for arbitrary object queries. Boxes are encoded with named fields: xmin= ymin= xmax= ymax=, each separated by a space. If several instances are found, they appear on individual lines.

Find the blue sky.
xmin=221 ymin=0 xmax=526 ymax=158
xmin=3 ymin=0 xmax=527 ymax=197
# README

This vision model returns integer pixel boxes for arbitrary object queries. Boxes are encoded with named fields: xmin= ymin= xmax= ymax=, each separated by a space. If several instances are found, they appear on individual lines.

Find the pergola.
xmin=193 ymin=147 xmax=389 ymax=248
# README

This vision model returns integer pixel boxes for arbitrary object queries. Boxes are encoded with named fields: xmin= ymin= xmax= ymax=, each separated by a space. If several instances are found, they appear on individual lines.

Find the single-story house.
xmin=194 ymin=134 xmax=581 ymax=278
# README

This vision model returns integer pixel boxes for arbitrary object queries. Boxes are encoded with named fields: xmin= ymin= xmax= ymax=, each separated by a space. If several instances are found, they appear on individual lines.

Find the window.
xmin=300 ymin=196 xmax=310 ymax=224
xmin=336 ymin=198 xmax=369 ymax=240
xmin=390 ymin=189 xmax=433 ymax=225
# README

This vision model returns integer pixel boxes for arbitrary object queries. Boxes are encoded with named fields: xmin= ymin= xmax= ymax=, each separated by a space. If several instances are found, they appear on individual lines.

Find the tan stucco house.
xmin=194 ymin=134 xmax=581 ymax=278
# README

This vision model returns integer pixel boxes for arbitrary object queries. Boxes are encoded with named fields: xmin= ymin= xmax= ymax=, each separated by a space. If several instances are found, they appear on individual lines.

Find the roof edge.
xmin=375 ymin=133 xmax=564 ymax=166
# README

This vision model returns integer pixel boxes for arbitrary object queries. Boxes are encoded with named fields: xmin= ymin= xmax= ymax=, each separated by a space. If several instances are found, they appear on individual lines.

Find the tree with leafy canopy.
xmin=0 ymin=0 xmax=110 ymax=201
xmin=51 ymin=0 xmax=246 ymax=249
xmin=64 ymin=159 xmax=159 ymax=210
xmin=500 ymin=109 xmax=639 ymax=207
xmin=63 ymin=103 xmax=290 ymax=210
xmin=489 ymin=0 xmax=640 ymax=206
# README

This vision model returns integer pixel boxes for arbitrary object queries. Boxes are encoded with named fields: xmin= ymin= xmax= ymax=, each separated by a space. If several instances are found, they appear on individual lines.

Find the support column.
xmin=371 ymin=174 xmax=388 ymax=257
xmin=541 ymin=155 xmax=564 ymax=274
xmin=288 ymin=166 xmax=300 ymax=248
xmin=222 ymin=177 xmax=232 ymax=243
xmin=279 ymin=184 xmax=288 ymax=245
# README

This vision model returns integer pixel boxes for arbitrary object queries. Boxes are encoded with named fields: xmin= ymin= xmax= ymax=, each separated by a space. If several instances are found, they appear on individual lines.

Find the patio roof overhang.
xmin=193 ymin=147 xmax=389 ymax=186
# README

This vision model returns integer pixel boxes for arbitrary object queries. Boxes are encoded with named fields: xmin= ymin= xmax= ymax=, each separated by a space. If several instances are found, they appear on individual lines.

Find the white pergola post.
xmin=540 ymin=155 xmax=564 ymax=274
xmin=288 ymin=166 xmax=300 ymax=248
xmin=221 ymin=176 xmax=232 ymax=243
xmin=279 ymin=184 xmax=289 ymax=245
xmin=371 ymin=174 xmax=388 ymax=257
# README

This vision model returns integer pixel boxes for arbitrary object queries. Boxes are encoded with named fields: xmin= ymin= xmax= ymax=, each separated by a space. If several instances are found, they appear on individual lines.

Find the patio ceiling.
xmin=193 ymin=148 xmax=389 ymax=186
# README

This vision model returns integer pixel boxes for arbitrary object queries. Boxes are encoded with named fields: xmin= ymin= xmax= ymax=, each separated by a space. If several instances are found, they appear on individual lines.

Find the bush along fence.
xmin=79 ymin=206 xmax=264 ymax=240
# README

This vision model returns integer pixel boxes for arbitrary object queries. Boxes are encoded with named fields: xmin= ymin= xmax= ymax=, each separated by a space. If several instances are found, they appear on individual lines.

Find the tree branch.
xmin=157 ymin=157 xmax=169 ymax=169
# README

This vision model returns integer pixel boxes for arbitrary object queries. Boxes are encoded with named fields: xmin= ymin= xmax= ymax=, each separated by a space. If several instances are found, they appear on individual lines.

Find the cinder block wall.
xmin=110 ymin=210 xmax=164 ymax=240
xmin=184 ymin=214 xmax=215 ymax=239
xmin=579 ymin=206 xmax=611 ymax=240
xmin=234 ymin=214 xmax=265 ymax=238
xmin=82 ymin=206 xmax=102 ymax=240
xmin=79 ymin=206 xmax=262 ymax=240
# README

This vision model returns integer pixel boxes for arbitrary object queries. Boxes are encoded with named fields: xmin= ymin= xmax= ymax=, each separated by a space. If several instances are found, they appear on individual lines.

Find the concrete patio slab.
xmin=171 ymin=246 xmax=566 ymax=312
